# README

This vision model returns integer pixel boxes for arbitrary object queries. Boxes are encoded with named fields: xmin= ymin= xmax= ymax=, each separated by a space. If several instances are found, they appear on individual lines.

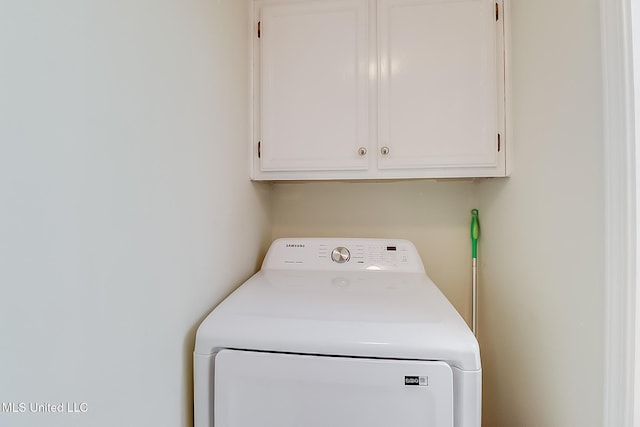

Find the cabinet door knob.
xmin=358 ymin=147 xmax=367 ymax=156
xmin=380 ymin=146 xmax=390 ymax=156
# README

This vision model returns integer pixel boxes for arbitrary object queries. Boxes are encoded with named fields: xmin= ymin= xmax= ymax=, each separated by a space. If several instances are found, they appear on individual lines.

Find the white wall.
xmin=629 ymin=1 xmax=640 ymax=426
xmin=477 ymin=0 xmax=604 ymax=425
xmin=0 ymin=1 xmax=270 ymax=426
xmin=633 ymin=0 xmax=640 ymax=423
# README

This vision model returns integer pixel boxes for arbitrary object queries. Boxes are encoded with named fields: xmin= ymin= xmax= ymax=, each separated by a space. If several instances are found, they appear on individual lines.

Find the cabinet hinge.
xmin=257 ymin=21 xmax=261 ymax=38
xmin=495 ymin=3 xmax=499 ymax=21
xmin=497 ymin=134 xmax=501 ymax=152
xmin=258 ymin=141 xmax=261 ymax=158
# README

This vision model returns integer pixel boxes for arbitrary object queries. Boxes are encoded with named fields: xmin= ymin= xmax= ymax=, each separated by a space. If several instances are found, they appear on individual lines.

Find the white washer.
xmin=194 ymin=238 xmax=481 ymax=427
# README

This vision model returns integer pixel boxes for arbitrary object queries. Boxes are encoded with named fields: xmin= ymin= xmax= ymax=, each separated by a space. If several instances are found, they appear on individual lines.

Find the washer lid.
xmin=195 ymin=269 xmax=480 ymax=371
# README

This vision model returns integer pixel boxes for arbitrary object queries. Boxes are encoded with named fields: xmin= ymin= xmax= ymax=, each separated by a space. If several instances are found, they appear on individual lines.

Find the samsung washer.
xmin=194 ymin=238 xmax=481 ymax=427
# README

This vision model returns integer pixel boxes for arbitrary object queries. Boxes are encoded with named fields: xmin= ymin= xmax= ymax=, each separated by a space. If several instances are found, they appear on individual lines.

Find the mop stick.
xmin=470 ymin=209 xmax=480 ymax=336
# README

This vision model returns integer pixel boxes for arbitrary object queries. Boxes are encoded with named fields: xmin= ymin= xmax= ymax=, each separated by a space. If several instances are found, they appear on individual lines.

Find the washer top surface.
xmin=195 ymin=238 xmax=480 ymax=371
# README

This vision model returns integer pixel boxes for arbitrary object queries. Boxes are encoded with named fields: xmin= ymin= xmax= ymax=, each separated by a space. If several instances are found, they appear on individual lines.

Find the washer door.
xmin=214 ymin=349 xmax=453 ymax=427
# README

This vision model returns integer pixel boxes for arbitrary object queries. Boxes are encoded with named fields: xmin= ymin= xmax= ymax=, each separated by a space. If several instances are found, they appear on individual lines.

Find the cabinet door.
xmin=258 ymin=0 xmax=370 ymax=172
xmin=378 ymin=0 xmax=503 ymax=172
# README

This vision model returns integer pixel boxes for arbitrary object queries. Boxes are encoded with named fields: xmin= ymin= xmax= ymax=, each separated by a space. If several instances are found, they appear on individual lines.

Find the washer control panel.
xmin=262 ymin=238 xmax=425 ymax=273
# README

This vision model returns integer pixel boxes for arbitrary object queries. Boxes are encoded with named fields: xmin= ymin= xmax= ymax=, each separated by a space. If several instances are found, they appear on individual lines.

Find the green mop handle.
xmin=470 ymin=209 xmax=479 ymax=336
xmin=471 ymin=209 xmax=479 ymax=259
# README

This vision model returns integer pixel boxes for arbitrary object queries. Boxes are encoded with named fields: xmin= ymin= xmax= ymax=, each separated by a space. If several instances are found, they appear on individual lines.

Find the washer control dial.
xmin=331 ymin=247 xmax=351 ymax=264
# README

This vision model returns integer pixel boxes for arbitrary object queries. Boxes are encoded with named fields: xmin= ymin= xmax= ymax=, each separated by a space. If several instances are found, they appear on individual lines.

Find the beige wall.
xmin=271 ymin=0 xmax=605 ymax=425
xmin=0 ymin=1 xmax=271 ymax=426
xmin=476 ymin=0 xmax=604 ymax=425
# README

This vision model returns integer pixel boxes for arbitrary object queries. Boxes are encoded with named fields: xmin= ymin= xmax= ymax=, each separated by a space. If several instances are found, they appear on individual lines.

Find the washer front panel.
xmin=214 ymin=349 xmax=453 ymax=427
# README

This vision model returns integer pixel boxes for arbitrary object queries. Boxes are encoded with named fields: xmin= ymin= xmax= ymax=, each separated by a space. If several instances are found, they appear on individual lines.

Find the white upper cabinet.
xmin=252 ymin=0 xmax=508 ymax=180
xmin=258 ymin=0 xmax=370 ymax=172
xmin=378 ymin=0 xmax=501 ymax=171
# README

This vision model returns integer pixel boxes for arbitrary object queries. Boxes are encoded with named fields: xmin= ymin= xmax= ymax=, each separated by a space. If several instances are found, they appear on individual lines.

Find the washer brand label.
xmin=404 ymin=376 xmax=428 ymax=386
xmin=285 ymin=244 xmax=305 ymax=248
